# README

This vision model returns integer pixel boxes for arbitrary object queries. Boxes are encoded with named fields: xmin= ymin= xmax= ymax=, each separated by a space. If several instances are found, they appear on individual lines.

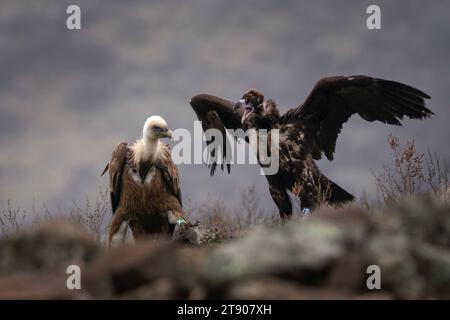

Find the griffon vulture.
xmin=189 ymin=75 xmax=433 ymax=218
xmin=102 ymin=116 xmax=187 ymax=245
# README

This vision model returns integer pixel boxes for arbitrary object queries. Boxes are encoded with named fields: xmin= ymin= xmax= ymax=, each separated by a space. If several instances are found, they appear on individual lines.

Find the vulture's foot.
xmin=302 ymin=208 xmax=311 ymax=216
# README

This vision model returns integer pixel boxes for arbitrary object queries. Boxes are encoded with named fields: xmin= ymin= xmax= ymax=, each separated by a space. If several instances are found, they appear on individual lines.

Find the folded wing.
xmin=101 ymin=142 xmax=128 ymax=214
xmin=156 ymin=144 xmax=183 ymax=206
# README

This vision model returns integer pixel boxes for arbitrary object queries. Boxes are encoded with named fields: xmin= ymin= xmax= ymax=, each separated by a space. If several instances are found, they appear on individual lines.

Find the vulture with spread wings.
xmin=189 ymin=75 xmax=432 ymax=218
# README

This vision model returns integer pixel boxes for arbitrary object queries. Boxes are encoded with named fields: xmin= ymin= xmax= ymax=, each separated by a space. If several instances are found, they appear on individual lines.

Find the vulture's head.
xmin=234 ymin=89 xmax=278 ymax=129
xmin=143 ymin=116 xmax=173 ymax=141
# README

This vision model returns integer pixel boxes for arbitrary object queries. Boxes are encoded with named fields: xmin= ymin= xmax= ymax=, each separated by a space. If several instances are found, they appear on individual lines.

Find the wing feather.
xmin=102 ymin=142 xmax=128 ymax=214
xmin=280 ymin=75 xmax=432 ymax=160
xmin=190 ymin=94 xmax=244 ymax=175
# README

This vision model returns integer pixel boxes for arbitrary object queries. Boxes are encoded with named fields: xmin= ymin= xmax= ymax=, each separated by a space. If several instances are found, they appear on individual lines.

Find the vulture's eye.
xmin=153 ymin=126 xmax=162 ymax=132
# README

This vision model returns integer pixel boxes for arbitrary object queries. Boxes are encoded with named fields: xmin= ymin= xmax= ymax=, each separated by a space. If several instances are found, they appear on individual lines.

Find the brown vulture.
xmin=189 ymin=75 xmax=432 ymax=218
xmin=101 ymin=116 xmax=188 ymax=245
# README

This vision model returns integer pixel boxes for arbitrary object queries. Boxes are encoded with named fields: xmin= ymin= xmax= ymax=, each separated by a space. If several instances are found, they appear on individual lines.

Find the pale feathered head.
xmin=143 ymin=116 xmax=173 ymax=140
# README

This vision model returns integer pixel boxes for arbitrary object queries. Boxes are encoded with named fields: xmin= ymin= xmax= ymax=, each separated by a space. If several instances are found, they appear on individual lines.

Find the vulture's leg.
xmin=299 ymin=184 xmax=317 ymax=215
xmin=299 ymin=167 xmax=318 ymax=214
xmin=167 ymin=210 xmax=188 ymax=239
xmin=300 ymin=194 xmax=316 ymax=215
xmin=167 ymin=210 xmax=187 ymax=225
xmin=108 ymin=214 xmax=129 ymax=247
xmin=268 ymin=181 xmax=292 ymax=219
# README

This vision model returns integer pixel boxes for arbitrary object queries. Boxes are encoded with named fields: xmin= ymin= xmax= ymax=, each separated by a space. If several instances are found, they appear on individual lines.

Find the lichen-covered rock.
xmin=174 ymin=223 xmax=224 ymax=245
xmin=203 ymin=208 xmax=370 ymax=289
xmin=414 ymin=243 xmax=450 ymax=299
xmin=369 ymin=195 xmax=450 ymax=299
xmin=0 ymin=196 xmax=449 ymax=299
xmin=81 ymin=240 xmax=210 ymax=299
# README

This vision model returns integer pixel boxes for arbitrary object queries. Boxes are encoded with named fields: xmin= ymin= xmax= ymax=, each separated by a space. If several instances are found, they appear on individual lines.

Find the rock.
xmin=174 ymin=223 xmax=224 ymax=245
xmin=121 ymin=278 xmax=178 ymax=299
xmin=369 ymin=232 xmax=423 ymax=299
xmin=0 ymin=272 xmax=76 ymax=300
xmin=0 ymin=196 xmax=449 ymax=299
xmin=369 ymin=195 xmax=450 ymax=299
xmin=413 ymin=243 xmax=450 ymax=299
xmin=378 ymin=195 xmax=450 ymax=247
xmin=226 ymin=277 xmax=352 ymax=300
xmin=81 ymin=240 xmax=210 ymax=299
xmin=203 ymin=208 xmax=370 ymax=289
xmin=0 ymin=219 xmax=98 ymax=276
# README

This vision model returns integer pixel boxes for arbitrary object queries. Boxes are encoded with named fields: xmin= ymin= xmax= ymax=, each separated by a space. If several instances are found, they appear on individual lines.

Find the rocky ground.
xmin=0 ymin=195 xmax=449 ymax=299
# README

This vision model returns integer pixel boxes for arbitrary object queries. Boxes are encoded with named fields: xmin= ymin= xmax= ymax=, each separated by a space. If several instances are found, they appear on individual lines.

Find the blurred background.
xmin=0 ymin=0 xmax=448 ymax=216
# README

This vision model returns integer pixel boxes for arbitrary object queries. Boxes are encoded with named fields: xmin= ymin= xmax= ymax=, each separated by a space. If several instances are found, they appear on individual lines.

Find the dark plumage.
xmin=189 ymin=75 xmax=432 ymax=218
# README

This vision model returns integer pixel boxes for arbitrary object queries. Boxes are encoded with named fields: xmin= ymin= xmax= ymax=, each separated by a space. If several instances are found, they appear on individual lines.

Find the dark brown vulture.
xmin=101 ymin=116 xmax=188 ymax=245
xmin=189 ymin=75 xmax=432 ymax=218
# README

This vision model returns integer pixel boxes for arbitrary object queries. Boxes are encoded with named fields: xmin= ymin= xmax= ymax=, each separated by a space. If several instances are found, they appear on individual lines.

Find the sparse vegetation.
xmin=188 ymin=185 xmax=278 ymax=239
xmin=291 ymin=178 xmax=333 ymax=210
xmin=68 ymin=188 xmax=109 ymax=244
xmin=0 ymin=188 xmax=109 ymax=243
xmin=372 ymin=134 xmax=449 ymax=204
xmin=0 ymin=200 xmax=26 ymax=236
xmin=0 ymin=134 xmax=448 ymax=243
xmin=0 ymin=135 xmax=449 ymax=299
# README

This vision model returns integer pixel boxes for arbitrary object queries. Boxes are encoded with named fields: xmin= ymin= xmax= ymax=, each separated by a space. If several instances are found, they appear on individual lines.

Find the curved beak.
xmin=241 ymin=106 xmax=254 ymax=124
xmin=234 ymin=99 xmax=245 ymax=111
xmin=163 ymin=129 xmax=173 ymax=139
xmin=235 ymin=99 xmax=254 ymax=124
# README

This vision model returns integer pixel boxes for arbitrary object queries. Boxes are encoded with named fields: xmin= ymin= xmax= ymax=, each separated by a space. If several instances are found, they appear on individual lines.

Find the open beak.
xmin=163 ymin=129 xmax=173 ymax=139
xmin=235 ymin=99 xmax=254 ymax=124
xmin=241 ymin=105 xmax=254 ymax=124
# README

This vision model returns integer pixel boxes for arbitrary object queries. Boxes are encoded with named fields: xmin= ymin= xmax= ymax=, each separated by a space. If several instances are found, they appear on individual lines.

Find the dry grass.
xmin=67 ymin=187 xmax=109 ymax=244
xmin=190 ymin=185 xmax=278 ymax=239
xmin=372 ymin=134 xmax=449 ymax=204
xmin=0 ymin=200 xmax=26 ymax=236
xmin=1 ymin=134 xmax=448 ymax=241
xmin=0 ymin=188 xmax=110 ymax=243
xmin=291 ymin=178 xmax=332 ymax=210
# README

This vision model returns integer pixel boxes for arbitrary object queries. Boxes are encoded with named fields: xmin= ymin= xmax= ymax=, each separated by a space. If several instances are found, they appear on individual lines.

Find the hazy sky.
xmin=1 ymin=0 xmax=449 ymax=216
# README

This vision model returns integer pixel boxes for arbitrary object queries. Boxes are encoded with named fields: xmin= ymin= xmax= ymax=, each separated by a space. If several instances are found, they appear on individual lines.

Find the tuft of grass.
xmin=68 ymin=187 xmax=109 ymax=244
xmin=0 ymin=200 xmax=26 ymax=237
xmin=190 ymin=185 xmax=278 ymax=239
xmin=0 ymin=187 xmax=110 ymax=243
xmin=372 ymin=134 xmax=449 ymax=205
xmin=291 ymin=178 xmax=332 ymax=211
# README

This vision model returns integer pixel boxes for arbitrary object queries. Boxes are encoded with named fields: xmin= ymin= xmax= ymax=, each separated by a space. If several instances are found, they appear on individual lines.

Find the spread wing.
xmin=157 ymin=144 xmax=183 ymax=206
xmin=101 ymin=142 xmax=128 ymax=214
xmin=280 ymin=75 xmax=433 ymax=160
xmin=190 ymin=94 xmax=244 ymax=175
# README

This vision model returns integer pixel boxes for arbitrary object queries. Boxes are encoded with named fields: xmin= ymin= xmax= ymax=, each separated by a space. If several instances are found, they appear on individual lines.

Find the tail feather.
xmin=322 ymin=176 xmax=355 ymax=204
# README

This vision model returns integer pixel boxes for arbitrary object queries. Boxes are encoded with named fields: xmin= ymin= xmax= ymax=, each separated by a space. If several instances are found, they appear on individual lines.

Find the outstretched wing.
xmin=157 ymin=144 xmax=183 ymax=206
xmin=190 ymin=94 xmax=244 ymax=175
xmin=101 ymin=142 xmax=128 ymax=214
xmin=280 ymin=75 xmax=432 ymax=160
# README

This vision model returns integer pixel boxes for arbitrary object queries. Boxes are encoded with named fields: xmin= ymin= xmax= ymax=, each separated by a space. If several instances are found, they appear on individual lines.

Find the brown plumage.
xmin=189 ymin=75 xmax=433 ymax=218
xmin=102 ymin=116 xmax=186 ymax=245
